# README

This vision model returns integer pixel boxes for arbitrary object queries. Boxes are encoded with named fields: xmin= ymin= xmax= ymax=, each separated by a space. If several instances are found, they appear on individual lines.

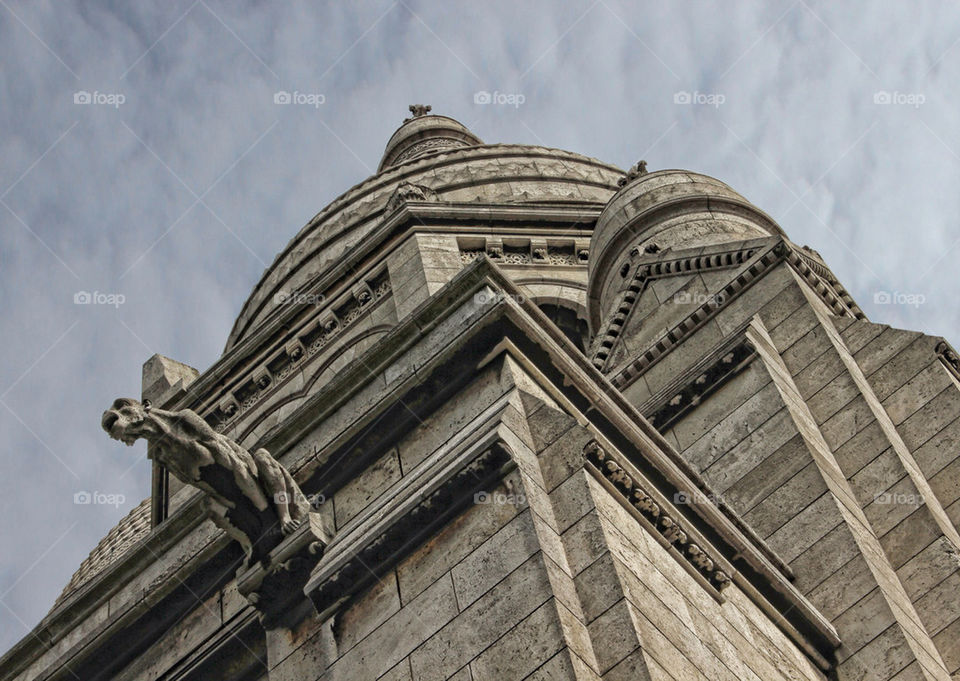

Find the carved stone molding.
xmin=211 ymin=272 xmax=392 ymax=431
xmin=936 ymin=340 xmax=960 ymax=380
xmin=592 ymin=243 xmax=764 ymax=372
xmin=460 ymin=238 xmax=588 ymax=266
xmin=384 ymin=182 xmax=440 ymax=215
xmin=606 ymin=244 xmax=787 ymax=386
xmin=645 ymin=338 xmax=757 ymax=431
xmin=392 ymin=137 xmax=472 ymax=165
xmin=305 ymin=441 xmax=514 ymax=621
xmin=582 ymin=440 xmax=732 ymax=592
xmin=786 ymin=248 xmax=865 ymax=319
xmin=593 ymin=240 xmax=864 ymax=381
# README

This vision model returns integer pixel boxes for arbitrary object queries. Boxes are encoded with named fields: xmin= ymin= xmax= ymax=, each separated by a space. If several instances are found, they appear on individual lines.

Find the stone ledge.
xmin=305 ymin=440 xmax=515 ymax=621
xmin=583 ymin=439 xmax=733 ymax=595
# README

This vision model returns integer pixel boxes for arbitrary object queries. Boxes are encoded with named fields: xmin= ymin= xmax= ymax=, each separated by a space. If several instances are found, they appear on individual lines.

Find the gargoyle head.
xmin=101 ymin=397 xmax=150 ymax=446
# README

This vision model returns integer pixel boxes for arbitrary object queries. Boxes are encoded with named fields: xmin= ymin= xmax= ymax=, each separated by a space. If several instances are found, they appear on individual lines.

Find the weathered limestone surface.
xmin=8 ymin=116 xmax=959 ymax=681
xmin=615 ymin=248 xmax=960 ymax=678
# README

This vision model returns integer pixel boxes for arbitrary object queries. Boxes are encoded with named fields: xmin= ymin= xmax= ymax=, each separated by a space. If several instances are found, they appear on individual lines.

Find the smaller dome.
xmin=378 ymin=105 xmax=483 ymax=172
xmin=587 ymin=169 xmax=784 ymax=329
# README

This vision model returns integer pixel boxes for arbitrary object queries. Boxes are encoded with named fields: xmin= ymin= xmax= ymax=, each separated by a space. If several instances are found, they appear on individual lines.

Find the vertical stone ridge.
xmin=802 ymin=288 xmax=960 ymax=551
xmin=747 ymin=316 xmax=953 ymax=681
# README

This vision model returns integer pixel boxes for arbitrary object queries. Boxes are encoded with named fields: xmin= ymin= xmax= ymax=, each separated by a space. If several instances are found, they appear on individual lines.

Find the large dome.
xmin=225 ymin=116 xmax=624 ymax=351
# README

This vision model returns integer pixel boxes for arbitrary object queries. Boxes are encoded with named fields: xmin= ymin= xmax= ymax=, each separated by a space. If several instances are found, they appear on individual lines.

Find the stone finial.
xmin=617 ymin=160 xmax=648 ymax=187
xmin=408 ymin=104 xmax=432 ymax=118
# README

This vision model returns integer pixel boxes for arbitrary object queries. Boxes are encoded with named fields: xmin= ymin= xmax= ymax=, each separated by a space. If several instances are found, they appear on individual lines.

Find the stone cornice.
xmin=644 ymin=337 xmax=757 ymax=432
xmin=172 ymin=202 xmax=603 ymax=425
xmin=609 ymin=242 xmax=787 ymax=386
xmin=305 ymin=440 xmax=514 ymax=620
xmin=202 ymin=273 xmax=393 ymax=434
xmin=584 ymin=433 xmax=838 ymax=670
xmin=595 ymin=239 xmax=862 ymax=388
xmin=786 ymin=247 xmax=865 ymax=320
xmin=591 ymin=239 xmax=769 ymax=371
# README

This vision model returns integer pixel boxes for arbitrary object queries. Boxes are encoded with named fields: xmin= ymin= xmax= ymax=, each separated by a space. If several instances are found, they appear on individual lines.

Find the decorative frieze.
xmin=582 ymin=440 xmax=732 ymax=592
xmin=459 ymin=238 xmax=587 ymax=266
xmin=211 ymin=272 xmax=392 ymax=430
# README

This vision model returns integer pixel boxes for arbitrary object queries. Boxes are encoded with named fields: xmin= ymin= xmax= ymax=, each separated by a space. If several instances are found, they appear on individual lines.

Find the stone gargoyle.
xmin=102 ymin=397 xmax=310 ymax=565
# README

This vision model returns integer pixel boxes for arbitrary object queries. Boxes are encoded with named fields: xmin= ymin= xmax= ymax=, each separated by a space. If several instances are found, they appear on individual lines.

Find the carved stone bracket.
xmin=582 ymin=440 xmax=732 ymax=593
xmin=305 ymin=442 xmax=514 ymax=621
xmin=460 ymin=238 xmax=587 ymax=266
xmin=236 ymin=512 xmax=333 ymax=629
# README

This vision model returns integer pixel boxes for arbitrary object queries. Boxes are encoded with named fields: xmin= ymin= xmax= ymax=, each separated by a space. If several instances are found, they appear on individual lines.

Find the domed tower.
xmin=8 ymin=112 xmax=960 ymax=681
xmin=224 ymin=105 xmax=621 ymax=363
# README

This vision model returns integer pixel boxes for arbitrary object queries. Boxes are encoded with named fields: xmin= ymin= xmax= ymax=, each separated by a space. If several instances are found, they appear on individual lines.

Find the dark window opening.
xmin=537 ymin=303 xmax=589 ymax=353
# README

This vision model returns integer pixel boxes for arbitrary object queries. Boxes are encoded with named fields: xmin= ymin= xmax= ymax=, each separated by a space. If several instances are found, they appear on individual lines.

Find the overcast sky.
xmin=1 ymin=0 xmax=958 ymax=656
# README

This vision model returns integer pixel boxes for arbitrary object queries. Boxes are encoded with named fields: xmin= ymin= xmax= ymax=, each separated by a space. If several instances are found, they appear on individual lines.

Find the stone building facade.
xmin=2 ymin=107 xmax=959 ymax=681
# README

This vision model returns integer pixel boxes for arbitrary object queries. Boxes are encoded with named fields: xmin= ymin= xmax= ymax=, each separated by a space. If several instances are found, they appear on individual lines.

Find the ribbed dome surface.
xmin=225 ymin=142 xmax=624 ymax=351
xmin=53 ymin=498 xmax=151 ymax=609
